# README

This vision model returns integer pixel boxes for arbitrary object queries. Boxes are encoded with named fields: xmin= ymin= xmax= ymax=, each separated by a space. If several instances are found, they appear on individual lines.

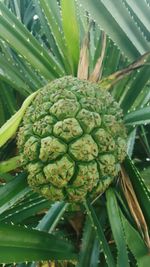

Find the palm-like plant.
xmin=0 ymin=1 xmax=150 ymax=266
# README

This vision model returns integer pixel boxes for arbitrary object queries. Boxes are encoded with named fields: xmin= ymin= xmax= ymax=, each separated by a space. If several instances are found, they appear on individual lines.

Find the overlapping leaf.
xmin=0 ymin=223 xmax=77 ymax=263
xmin=78 ymin=0 xmax=150 ymax=60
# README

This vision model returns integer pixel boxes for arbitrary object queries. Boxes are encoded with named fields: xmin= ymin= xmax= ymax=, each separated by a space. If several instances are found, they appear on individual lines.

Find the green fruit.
xmin=17 ymin=76 xmax=127 ymax=202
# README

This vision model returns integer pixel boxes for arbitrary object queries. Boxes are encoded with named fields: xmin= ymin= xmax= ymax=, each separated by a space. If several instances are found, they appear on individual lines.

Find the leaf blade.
xmin=0 ymin=90 xmax=38 ymax=147
xmin=0 ymin=173 xmax=29 ymax=215
xmin=120 ymin=210 xmax=150 ymax=267
xmin=0 ymin=3 xmax=64 ymax=80
xmin=61 ymin=0 xmax=80 ymax=74
xmin=124 ymin=106 xmax=150 ymax=126
xmin=123 ymin=156 xmax=150 ymax=228
xmin=78 ymin=0 xmax=150 ymax=60
xmin=84 ymin=199 xmax=115 ymax=267
xmin=106 ymin=188 xmax=129 ymax=267
xmin=77 ymin=216 xmax=100 ymax=267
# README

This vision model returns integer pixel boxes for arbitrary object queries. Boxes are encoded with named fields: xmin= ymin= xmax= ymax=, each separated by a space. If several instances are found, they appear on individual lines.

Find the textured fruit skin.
xmin=17 ymin=76 xmax=127 ymax=202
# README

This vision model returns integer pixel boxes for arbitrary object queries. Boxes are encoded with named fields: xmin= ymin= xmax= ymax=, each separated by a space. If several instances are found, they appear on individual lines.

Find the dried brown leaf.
xmin=89 ymin=31 xmax=106 ymax=82
xmin=77 ymin=31 xmax=90 ymax=80
xmin=121 ymin=166 xmax=150 ymax=249
xmin=99 ymin=52 xmax=150 ymax=90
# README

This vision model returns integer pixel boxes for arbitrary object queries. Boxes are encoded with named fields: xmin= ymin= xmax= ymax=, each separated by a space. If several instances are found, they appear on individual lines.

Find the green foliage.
xmin=78 ymin=0 xmax=150 ymax=60
xmin=77 ymin=217 xmax=100 ymax=267
xmin=0 ymin=156 xmax=21 ymax=173
xmin=84 ymin=199 xmax=115 ymax=267
xmin=0 ymin=91 xmax=38 ymax=147
xmin=61 ymin=0 xmax=80 ymax=74
xmin=106 ymin=188 xmax=129 ymax=267
xmin=0 ymin=2 xmax=64 ymax=80
xmin=0 ymin=173 xmax=29 ymax=214
xmin=121 ymin=211 xmax=150 ymax=267
xmin=124 ymin=106 xmax=150 ymax=126
xmin=0 ymin=222 xmax=77 ymax=264
xmin=123 ymin=157 xmax=150 ymax=227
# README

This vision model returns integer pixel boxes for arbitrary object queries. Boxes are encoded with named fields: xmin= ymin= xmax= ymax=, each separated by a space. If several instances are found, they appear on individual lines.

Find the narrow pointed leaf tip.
xmin=0 ymin=91 xmax=38 ymax=148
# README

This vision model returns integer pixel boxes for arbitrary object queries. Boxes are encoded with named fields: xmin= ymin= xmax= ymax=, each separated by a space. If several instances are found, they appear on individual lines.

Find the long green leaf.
xmin=78 ymin=0 xmax=150 ymax=60
xmin=123 ymin=156 xmax=150 ymax=228
xmin=0 ymin=156 xmax=22 ymax=173
xmin=106 ymin=188 xmax=129 ymax=267
xmin=140 ymin=167 xmax=150 ymax=190
xmin=10 ymin=202 xmax=68 ymax=267
xmin=0 ymin=82 xmax=18 ymax=127
xmin=124 ymin=0 xmax=150 ymax=33
xmin=0 ymin=2 xmax=64 ymax=79
xmin=121 ymin=66 xmax=150 ymax=113
xmin=0 ymin=82 xmax=17 ymax=115
xmin=0 ymin=173 xmax=29 ymax=215
xmin=33 ymin=0 xmax=62 ymax=66
xmin=0 ymin=90 xmax=37 ymax=147
xmin=120 ymin=211 xmax=150 ymax=267
xmin=0 ymin=95 xmax=5 ymax=126
xmin=124 ymin=106 xmax=150 ymax=126
xmin=38 ymin=0 xmax=71 ymax=74
xmin=61 ymin=0 xmax=80 ymax=74
xmin=22 ymin=1 xmax=35 ymax=27
xmin=127 ymin=128 xmax=136 ymax=157
xmin=12 ymin=53 xmax=45 ymax=90
xmin=37 ymin=202 xmax=68 ymax=232
xmin=84 ymin=199 xmax=115 ymax=267
xmin=0 ymin=54 xmax=32 ymax=96
xmin=0 ymin=197 xmax=50 ymax=224
xmin=0 ymin=199 xmax=67 ymax=236
xmin=0 ymin=223 xmax=77 ymax=264
xmin=102 ymin=38 xmax=121 ymax=77
xmin=13 ymin=202 xmax=67 ymax=266
xmin=139 ymin=125 xmax=150 ymax=158
xmin=0 ymin=39 xmax=45 ymax=93
xmin=77 ymin=216 xmax=100 ymax=267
